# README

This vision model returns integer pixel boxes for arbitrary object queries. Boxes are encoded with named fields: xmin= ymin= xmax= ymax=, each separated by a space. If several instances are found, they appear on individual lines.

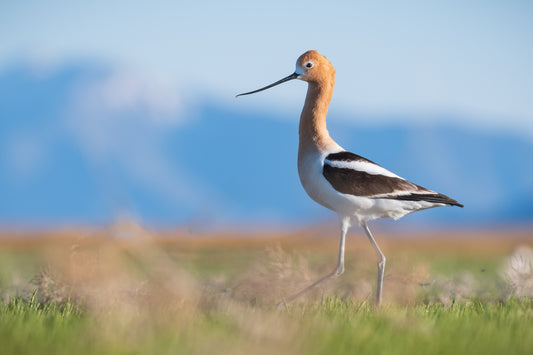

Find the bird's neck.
xmin=298 ymin=79 xmax=337 ymax=154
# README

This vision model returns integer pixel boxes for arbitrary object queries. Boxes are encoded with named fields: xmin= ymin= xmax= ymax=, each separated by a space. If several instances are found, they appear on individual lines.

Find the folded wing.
xmin=323 ymin=151 xmax=463 ymax=207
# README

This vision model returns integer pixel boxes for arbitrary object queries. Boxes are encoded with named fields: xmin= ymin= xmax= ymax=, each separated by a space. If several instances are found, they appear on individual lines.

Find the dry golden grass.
xmin=1 ymin=223 xmax=531 ymax=309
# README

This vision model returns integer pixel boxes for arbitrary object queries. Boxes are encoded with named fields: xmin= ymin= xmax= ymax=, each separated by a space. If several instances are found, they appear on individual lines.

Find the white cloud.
xmin=75 ymin=69 xmax=184 ymax=125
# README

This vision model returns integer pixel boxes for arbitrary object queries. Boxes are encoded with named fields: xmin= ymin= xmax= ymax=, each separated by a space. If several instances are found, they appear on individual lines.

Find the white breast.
xmin=297 ymin=150 xmax=334 ymax=210
xmin=297 ymin=148 xmax=373 ymax=218
xmin=297 ymin=147 xmax=426 ymax=223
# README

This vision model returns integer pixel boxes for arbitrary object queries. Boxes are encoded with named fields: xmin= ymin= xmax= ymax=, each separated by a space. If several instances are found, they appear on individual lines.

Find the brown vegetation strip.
xmin=0 ymin=227 xmax=530 ymax=255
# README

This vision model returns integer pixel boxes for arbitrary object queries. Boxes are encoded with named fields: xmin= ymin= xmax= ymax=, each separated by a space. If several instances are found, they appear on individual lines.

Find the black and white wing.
xmin=323 ymin=151 xmax=463 ymax=207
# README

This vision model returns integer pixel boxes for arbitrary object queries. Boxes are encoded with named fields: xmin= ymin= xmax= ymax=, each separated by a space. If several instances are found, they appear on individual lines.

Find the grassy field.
xmin=0 ymin=225 xmax=532 ymax=354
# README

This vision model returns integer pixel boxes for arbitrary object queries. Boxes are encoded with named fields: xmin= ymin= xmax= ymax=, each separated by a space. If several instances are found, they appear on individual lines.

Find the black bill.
xmin=236 ymin=72 xmax=299 ymax=97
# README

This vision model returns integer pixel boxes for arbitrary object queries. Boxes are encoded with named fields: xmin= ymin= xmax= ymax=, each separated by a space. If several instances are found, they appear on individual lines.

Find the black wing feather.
xmin=383 ymin=192 xmax=464 ymax=207
xmin=323 ymin=151 xmax=463 ymax=208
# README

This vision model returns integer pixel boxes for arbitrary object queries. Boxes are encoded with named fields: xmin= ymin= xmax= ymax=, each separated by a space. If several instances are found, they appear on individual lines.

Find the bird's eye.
xmin=305 ymin=61 xmax=314 ymax=69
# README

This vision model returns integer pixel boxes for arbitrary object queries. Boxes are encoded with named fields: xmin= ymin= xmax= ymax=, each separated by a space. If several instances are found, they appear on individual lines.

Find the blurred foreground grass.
xmin=0 ymin=225 xmax=532 ymax=354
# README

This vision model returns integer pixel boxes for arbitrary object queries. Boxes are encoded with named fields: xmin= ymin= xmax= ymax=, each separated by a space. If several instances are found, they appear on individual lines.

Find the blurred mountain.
xmin=0 ymin=63 xmax=532 ymax=228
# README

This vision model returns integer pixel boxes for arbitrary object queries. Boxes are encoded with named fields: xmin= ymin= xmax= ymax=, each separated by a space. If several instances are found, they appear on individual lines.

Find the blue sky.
xmin=1 ymin=1 xmax=532 ymax=228
xmin=2 ymin=1 xmax=533 ymax=134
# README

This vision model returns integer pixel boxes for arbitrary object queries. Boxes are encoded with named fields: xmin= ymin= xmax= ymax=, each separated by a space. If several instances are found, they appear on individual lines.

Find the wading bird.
xmin=237 ymin=50 xmax=463 ymax=306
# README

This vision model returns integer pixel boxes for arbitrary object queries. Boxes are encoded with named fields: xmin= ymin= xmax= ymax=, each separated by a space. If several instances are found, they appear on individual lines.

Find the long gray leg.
xmin=278 ymin=216 xmax=350 ymax=307
xmin=361 ymin=221 xmax=386 ymax=306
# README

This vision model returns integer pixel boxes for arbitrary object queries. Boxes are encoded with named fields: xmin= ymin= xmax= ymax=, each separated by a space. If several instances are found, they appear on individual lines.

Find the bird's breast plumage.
xmin=297 ymin=147 xmax=462 ymax=222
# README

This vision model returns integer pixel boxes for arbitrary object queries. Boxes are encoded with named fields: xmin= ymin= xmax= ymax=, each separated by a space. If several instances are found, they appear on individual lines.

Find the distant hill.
xmin=1 ymin=63 xmax=532 ymax=228
xmin=171 ymin=103 xmax=533 ymax=226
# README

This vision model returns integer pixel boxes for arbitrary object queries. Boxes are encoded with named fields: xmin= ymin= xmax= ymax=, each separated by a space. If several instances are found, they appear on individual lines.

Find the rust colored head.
xmin=294 ymin=50 xmax=335 ymax=84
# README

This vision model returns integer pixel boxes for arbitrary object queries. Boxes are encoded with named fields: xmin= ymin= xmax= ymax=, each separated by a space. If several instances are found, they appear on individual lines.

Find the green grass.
xmin=0 ymin=234 xmax=532 ymax=354
xmin=1 ymin=295 xmax=532 ymax=355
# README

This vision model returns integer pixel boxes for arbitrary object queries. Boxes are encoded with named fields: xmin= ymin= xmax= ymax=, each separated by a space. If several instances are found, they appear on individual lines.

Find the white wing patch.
xmin=324 ymin=159 xmax=403 ymax=179
xmin=370 ymin=189 xmax=435 ymax=199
